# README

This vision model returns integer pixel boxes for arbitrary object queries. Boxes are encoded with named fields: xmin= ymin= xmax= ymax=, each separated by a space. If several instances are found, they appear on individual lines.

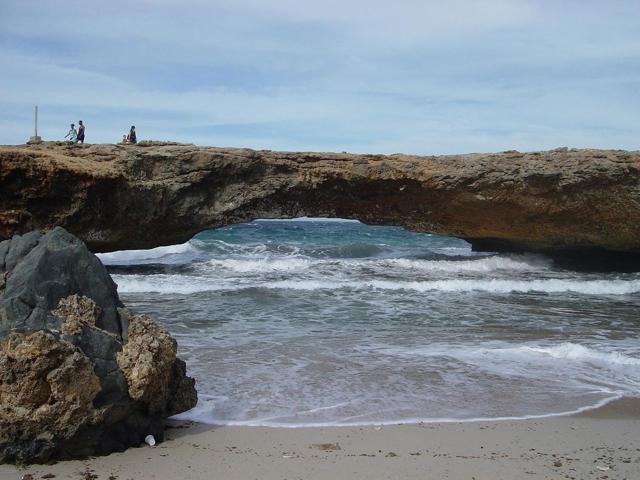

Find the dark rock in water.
xmin=0 ymin=229 xmax=197 ymax=464
xmin=0 ymin=227 xmax=123 ymax=336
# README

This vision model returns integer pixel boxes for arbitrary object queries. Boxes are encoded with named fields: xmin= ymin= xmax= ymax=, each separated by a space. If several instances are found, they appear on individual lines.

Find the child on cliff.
xmin=64 ymin=123 xmax=77 ymax=143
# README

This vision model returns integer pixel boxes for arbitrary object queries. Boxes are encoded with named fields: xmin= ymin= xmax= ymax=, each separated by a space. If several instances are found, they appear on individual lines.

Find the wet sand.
xmin=3 ymin=397 xmax=639 ymax=480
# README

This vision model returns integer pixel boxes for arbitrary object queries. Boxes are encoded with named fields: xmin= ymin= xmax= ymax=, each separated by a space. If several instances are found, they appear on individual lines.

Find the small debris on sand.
xmin=311 ymin=443 xmax=341 ymax=451
xmin=80 ymin=468 xmax=99 ymax=480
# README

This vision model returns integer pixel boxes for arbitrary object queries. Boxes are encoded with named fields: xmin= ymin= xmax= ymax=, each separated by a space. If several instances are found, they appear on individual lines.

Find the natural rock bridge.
xmin=1 ymin=142 xmax=639 ymax=265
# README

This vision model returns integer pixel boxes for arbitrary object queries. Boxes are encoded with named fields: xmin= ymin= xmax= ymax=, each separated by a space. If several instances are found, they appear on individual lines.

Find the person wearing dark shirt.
xmin=77 ymin=120 xmax=85 ymax=144
xmin=127 ymin=126 xmax=137 ymax=144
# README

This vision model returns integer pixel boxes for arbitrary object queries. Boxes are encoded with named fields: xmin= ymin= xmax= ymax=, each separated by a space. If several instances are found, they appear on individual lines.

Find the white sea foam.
xmin=114 ymin=275 xmax=640 ymax=295
xmin=204 ymin=257 xmax=313 ymax=273
xmin=173 ymin=394 xmax=626 ymax=427
xmin=362 ymin=278 xmax=640 ymax=295
xmin=195 ymin=254 xmax=546 ymax=275
xmin=369 ymin=342 xmax=640 ymax=369
xmin=113 ymin=274 xmax=237 ymax=294
xmin=516 ymin=343 xmax=640 ymax=366
xmin=172 ymin=340 xmax=640 ymax=427
xmin=266 ymin=278 xmax=640 ymax=295
xmin=97 ymin=242 xmax=197 ymax=264
xmin=376 ymin=255 xmax=548 ymax=273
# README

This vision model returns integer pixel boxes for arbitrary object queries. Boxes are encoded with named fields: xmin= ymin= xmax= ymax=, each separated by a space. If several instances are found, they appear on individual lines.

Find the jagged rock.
xmin=0 ymin=330 xmax=102 ymax=462
xmin=54 ymin=294 xmax=102 ymax=335
xmin=0 ymin=229 xmax=197 ymax=464
xmin=1 ymin=143 xmax=639 ymax=258
xmin=117 ymin=314 xmax=196 ymax=415
xmin=0 ymin=227 xmax=123 ymax=336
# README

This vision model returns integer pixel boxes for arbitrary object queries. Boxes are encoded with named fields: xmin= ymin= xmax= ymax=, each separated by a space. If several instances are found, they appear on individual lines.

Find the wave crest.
xmin=520 ymin=343 xmax=640 ymax=366
xmin=113 ymin=275 xmax=640 ymax=295
xmin=97 ymin=242 xmax=197 ymax=264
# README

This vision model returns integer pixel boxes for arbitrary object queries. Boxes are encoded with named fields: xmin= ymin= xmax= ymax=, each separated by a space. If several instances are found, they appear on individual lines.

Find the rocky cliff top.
xmin=1 ymin=142 xmax=639 ymax=257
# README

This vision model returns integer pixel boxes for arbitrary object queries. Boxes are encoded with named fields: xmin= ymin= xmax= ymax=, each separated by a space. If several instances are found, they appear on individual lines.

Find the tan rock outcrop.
xmin=0 ymin=143 xmax=639 ymax=260
xmin=0 ymin=330 xmax=102 ymax=460
xmin=54 ymin=294 xmax=102 ymax=335
xmin=117 ymin=313 xmax=182 ymax=414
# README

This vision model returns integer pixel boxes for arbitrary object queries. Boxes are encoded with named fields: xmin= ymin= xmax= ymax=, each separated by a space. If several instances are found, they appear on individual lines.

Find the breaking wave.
xmin=97 ymin=242 xmax=198 ymax=264
xmin=114 ymin=275 xmax=640 ymax=296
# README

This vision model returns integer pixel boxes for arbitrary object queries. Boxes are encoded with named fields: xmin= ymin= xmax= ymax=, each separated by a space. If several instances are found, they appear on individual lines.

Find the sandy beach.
xmin=3 ymin=397 xmax=638 ymax=480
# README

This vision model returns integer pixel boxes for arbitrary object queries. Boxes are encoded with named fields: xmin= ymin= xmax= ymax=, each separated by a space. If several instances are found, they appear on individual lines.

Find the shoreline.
xmin=172 ymin=392 xmax=631 ymax=428
xmin=4 ymin=396 xmax=639 ymax=480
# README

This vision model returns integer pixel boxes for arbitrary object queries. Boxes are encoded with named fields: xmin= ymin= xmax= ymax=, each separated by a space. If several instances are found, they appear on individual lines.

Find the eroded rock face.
xmin=117 ymin=313 xmax=197 ymax=416
xmin=0 ymin=330 xmax=101 ymax=462
xmin=0 ymin=229 xmax=197 ymax=464
xmin=1 ymin=143 xmax=639 ymax=257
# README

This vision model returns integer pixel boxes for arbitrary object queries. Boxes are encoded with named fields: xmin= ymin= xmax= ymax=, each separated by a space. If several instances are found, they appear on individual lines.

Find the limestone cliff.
xmin=1 ymin=142 xmax=639 ymax=258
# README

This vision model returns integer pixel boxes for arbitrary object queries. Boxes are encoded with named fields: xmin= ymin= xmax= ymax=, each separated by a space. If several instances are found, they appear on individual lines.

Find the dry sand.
xmin=3 ymin=397 xmax=639 ymax=480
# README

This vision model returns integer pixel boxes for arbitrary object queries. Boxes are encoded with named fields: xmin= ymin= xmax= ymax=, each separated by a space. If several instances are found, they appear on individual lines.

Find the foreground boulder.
xmin=0 ymin=229 xmax=196 ymax=464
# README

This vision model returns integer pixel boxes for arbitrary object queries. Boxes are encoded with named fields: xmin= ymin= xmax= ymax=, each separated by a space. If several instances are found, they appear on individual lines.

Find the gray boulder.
xmin=0 ymin=227 xmax=124 ymax=337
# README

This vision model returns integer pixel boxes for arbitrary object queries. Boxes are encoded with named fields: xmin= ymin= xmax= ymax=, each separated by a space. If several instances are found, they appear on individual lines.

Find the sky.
xmin=1 ymin=0 xmax=639 ymax=154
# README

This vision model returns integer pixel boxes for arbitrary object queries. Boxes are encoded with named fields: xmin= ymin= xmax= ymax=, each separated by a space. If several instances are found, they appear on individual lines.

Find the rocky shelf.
xmin=1 ymin=142 xmax=639 ymax=265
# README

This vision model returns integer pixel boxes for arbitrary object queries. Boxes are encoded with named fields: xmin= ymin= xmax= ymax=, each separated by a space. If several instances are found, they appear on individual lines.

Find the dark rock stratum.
xmin=0 ymin=227 xmax=197 ymax=464
xmin=1 ymin=142 xmax=640 ymax=261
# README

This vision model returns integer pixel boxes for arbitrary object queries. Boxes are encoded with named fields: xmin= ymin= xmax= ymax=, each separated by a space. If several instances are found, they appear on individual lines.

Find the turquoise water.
xmin=99 ymin=219 xmax=640 ymax=426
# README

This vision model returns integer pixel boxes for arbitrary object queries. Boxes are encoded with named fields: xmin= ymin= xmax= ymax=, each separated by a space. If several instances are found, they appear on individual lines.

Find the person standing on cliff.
xmin=77 ymin=120 xmax=85 ymax=144
xmin=64 ymin=123 xmax=77 ymax=143
xmin=127 ymin=125 xmax=137 ymax=144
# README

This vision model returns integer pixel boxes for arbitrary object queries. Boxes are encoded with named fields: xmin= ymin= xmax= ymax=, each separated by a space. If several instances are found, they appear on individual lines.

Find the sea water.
xmin=98 ymin=219 xmax=640 ymax=426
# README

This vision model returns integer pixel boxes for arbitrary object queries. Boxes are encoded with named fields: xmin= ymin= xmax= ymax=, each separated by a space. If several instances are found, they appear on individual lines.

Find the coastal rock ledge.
xmin=1 ymin=143 xmax=640 ymax=264
xmin=0 ymin=227 xmax=197 ymax=464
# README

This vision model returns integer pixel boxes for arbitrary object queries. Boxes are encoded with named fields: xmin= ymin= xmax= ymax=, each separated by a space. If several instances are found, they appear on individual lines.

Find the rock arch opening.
xmin=2 ymin=143 xmax=640 ymax=270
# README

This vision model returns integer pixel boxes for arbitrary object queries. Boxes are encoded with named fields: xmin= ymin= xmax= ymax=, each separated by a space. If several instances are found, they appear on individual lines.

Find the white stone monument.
xmin=27 ymin=105 xmax=43 ymax=144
